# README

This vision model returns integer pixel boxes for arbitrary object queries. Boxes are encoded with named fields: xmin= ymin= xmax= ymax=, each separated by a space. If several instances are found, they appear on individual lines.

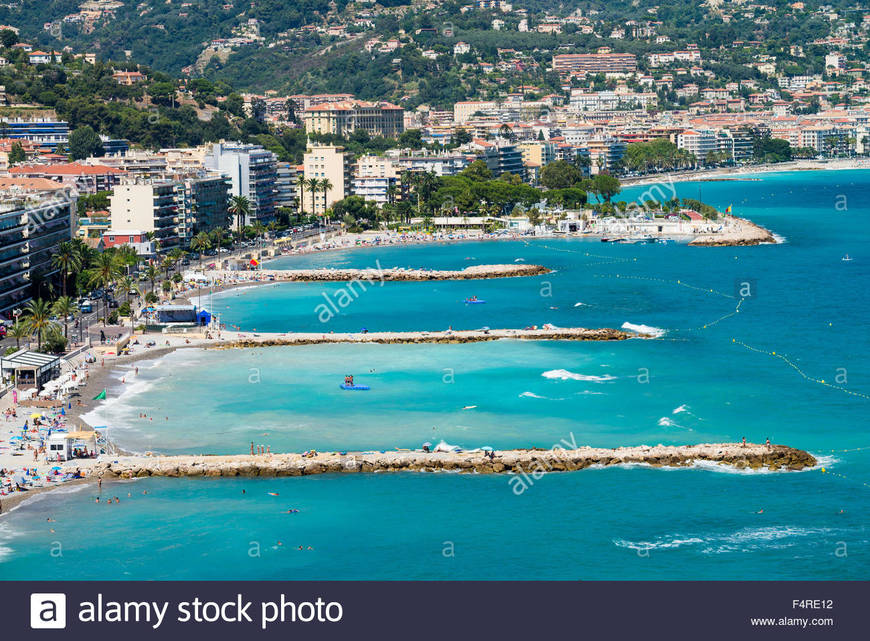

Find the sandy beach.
xmin=620 ymin=157 xmax=870 ymax=187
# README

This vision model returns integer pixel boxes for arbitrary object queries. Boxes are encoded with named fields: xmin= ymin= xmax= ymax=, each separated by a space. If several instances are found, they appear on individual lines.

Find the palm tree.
xmin=22 ymin=299 xmax=54 ymax=351
xmin=87 ymin=252 xmax=123 ymax=325
xmin=51 ymin=241 xmax=81 ymax=298
xmin=160 ymin=256 xmax=174 ymax=280
xmin=169 ymin=247 xmax=186 ymax=272
xmin=304 ymin=178 xmax=319 ymax=218
xmin=210 ymin=228 xmax=224 ymax=254
xmin=228 ymin=195 xmax=252 ymax=234
xmin=191 ymin=231 xmax=212 ymax=268
xmin=296 ymin=174 xmax=308 ymax=218
xmin=252 ymin=221 xmax=267 ymax=245
xmin=115 ymin=244 xmax=140 ymax=276
xmin=144 ymin=264 xmax=159 ymax=293
xmin=51 ymin=296 xmax=78 ymax=340
xmin=318 ymin=178 xmax=333 ymax=222
xmin=118 ymin=276 xmax=133 ymax=303
xmin=9 ymin=321 xmax=29 ymax=349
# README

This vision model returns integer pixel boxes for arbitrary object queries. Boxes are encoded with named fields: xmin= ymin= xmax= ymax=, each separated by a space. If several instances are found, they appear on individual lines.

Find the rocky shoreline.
xmin=93 ymin=443 xmax=817 ymax=480
xmin=688 ymin=216 xmax=776 ymax=246
xmin=215 ymin=326 xmax=637 ymax=349
xmin=204 ymin=263 xmax=550 ymax=283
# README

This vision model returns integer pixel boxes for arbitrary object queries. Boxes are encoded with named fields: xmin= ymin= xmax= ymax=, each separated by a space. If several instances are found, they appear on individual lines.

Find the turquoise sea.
xmin=1 ymin=169 xmax=869 ymax=580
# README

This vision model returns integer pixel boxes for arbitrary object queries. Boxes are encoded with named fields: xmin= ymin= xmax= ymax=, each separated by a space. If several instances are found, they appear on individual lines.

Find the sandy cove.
xmin=203 ymin=263 xmax=550 ymax=283
xmin=93 ymin=443 xmax=817 ymax=479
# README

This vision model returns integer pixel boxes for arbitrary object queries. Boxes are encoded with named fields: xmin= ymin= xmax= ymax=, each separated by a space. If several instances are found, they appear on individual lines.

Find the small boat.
xmin=340 ymin=383 xmax=370 ymax=391
xmin=841 ymin=254 xmax=853 ymax=262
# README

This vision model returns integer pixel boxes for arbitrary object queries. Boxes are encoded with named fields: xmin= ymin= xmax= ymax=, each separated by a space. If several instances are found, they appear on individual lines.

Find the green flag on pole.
xmin=92 ymin=389 xmax=107 ymax=400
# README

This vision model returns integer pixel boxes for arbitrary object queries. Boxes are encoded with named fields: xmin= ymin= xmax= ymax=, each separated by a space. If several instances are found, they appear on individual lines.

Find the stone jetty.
xmin=689 ymin=217 xmax=776 ymax=246
xmin=216 ymin=326 xmax=637 ymax=348
xmin=205 ymin=263 xmax=550 ymax=282
xmin=93 ymin=443 xmax=817 ymax=479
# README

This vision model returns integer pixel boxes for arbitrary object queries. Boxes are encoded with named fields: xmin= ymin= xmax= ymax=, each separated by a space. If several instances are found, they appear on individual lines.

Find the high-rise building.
xmin=303 ymin=145 xmax=352 ymax=215
xmin=177 ymin=174 xmax=231 ymax=242
xmin=482 ymin=143 xmax=527 ymax=181
xmin=0 ymin=184 xmax=74 ymax=316
xmin=109 ymin=181 xmax=180 ymax=250
xmin=204 ymin=142 xmax=278 ymax=224
xmin=275 ymin=162 xmax=301 ymax=211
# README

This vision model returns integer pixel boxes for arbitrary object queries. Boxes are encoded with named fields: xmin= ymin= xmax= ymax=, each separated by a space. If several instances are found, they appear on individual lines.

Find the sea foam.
xmin=541 ymin=369 xmax=617 ymax=382
xmin=621 ymin=322 xmax=666 ymax=337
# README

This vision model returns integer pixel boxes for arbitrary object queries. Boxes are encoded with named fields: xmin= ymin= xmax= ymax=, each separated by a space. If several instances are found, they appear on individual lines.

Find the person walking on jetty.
xmin=742 ymin=436 xmax=746 ymax=447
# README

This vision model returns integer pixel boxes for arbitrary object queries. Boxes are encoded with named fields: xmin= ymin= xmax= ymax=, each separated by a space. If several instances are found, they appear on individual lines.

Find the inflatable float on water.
xmin=340 ymin=383 xmax=370 ymax=391
xmin=463 ymin=299 xmax=486 ymax=304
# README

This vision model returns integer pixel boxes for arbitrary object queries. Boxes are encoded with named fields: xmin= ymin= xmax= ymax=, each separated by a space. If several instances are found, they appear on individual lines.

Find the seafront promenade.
xmin=93 ymin=443 xmax=818 ymax=479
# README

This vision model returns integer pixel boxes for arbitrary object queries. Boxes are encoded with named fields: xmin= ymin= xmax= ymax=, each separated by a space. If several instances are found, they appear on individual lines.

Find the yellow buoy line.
xmin=732 ymin=339 xmax=870 ymax=400
xmin=591 ymin=273 xmax=737 ymax=300
xmin=820 ymin=467 xmax=870 ymax=489
xmin=671 ymin=298 xmax=745 ymax=333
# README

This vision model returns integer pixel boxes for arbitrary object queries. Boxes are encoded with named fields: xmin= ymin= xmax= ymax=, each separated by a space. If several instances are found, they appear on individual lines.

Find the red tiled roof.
xmin=10 ymin=162 xmax=126 ymax=176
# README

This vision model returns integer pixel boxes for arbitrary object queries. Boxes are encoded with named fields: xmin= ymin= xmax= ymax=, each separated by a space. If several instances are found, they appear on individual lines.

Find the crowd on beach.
xmin=0 ymin=401 xmax=94 ymax=508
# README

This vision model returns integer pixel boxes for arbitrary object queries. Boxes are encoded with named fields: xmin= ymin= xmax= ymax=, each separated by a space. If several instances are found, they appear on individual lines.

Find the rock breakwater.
xmin=206 ymin=263 xmax=550 ymax=283
xmin=93 ymin=443 xmax=816 ymax=479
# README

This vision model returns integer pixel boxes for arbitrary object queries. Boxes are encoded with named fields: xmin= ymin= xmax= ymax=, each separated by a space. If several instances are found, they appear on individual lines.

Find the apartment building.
xmin=352 ymin=155 xmax=400 ymax=206
xmin=586 ymin=137 xmax=627 ymax=173
xmin=0 ymin=117 xmax=69 ymax=148
xmin=552 ymin=53 xmax=637 ymax=77
xmin=10 ymin=162 xmax=126 ymax=194
xmin=302 ymin=145 xmax=352 ymax=215
xmin=676 ymin=129 xmax=720 ymax=159
xmin=302 ymin=100 xmax=405 ymax=138
xmin=109 ymin=181 xmax=180 ymax=249
xmin=275 ymin=162 xmax=301 ymax=211
xmin=176 ymin=174 xmax=231 ymax=242
xmin=453 ymin=101 xmax=499 ymax=124
xmin=482 ymin=143 xmax=527 ymax=181
xmin=204 ymin=142 xmax=278 ymax=224
xmin=0 ymin=185 xmax=74 ymax=315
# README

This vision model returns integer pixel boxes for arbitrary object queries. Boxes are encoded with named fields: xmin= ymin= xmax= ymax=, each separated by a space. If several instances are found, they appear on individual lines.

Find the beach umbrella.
xmin=422 ymin=442 xmax=432 ymax=448
xmin=30 ymin=412 xmax=42 ymax=419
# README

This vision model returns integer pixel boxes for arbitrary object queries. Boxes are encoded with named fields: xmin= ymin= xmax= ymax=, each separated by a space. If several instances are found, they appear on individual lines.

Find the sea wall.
xmin=93 ymin=443 xmax=817 ymax=479
xmin=216 ymin=326 xmax=636 ymax=348
xmin=205 ymin=264 xmax=550 ymax=282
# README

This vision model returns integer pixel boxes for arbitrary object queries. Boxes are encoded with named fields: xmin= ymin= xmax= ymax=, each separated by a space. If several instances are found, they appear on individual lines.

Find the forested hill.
xmin=0 ymin=0 xmax=864 ymax=106
xmin=0 ymin=0 xmax=405 ymax=73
